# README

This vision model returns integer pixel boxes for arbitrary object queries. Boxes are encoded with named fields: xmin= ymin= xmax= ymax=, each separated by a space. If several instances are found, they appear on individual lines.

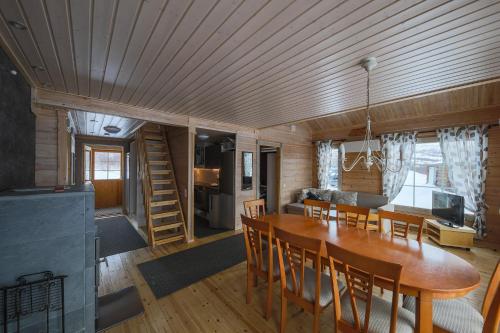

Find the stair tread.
xmin=150 ymin=200 xmax=177 ymax=207
xmin=147 ymin=151 xmax=168 ymax=155
xmin=155 ymin=232 xmax=185 ymax=245
xmin=152 ymin=221 xmax=183 ymax=232
xmin=151 ymin=179 xmax=173 ymax=184
xmin=151 ymin=211 xmax=180 ymax=219
xmin=148 ymin=160 xmax=169 ymax=165
xmin=152 ymin=189 xmax=175 ymax=195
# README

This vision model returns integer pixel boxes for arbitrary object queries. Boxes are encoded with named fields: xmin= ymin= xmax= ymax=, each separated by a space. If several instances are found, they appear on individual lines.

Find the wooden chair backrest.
xmin=303 ymin=199 xmax=331 ymax=222
xmin=378 ymin=210 xmax=425 ymax=242
xmin=241 ymin=214 xmax=272 ymax=275
xmin=243 ymin=199 xmax=266 ymax=218
xmin=482 ymin=260 xmax=500 ymax=333
xmin=274 ymin=226 xmax=322 ymax=306
xmin=326 ymin=241 xmax=403 ymax=333
xmin=336 ymin=204 xmax=370 ymax=229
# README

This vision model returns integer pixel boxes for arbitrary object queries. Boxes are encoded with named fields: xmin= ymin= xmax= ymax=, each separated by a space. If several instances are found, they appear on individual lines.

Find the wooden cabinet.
xmin=425 ymin=219 xmax=475 ymax=250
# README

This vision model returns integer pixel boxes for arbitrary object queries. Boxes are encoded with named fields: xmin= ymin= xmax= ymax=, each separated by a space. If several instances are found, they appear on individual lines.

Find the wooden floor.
xmin=99 ymin=229 xmax=499 ymax=333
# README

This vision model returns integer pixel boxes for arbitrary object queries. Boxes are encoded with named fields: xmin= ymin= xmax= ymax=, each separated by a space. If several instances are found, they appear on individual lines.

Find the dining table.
xmin=259 ymin=213 xmax=481 ymax=333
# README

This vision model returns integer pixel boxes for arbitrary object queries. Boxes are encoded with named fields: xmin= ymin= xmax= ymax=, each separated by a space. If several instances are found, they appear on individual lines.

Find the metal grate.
xmin=0 ymin=271 xmax=66 ymax=333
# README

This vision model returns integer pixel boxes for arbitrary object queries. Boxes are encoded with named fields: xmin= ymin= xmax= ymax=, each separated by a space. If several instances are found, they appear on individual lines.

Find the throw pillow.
xmin=332 ymin=190 xmax=357 ymax=205
xmin=306 ymin=191 xmax=321 ymax=200
xmin=297 ymin=188 xmax=313 ymax=203
xmin=316 ymin=189 xmax=332 ymax=202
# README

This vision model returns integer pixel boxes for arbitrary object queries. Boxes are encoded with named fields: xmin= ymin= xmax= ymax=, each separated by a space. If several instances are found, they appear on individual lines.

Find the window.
xmin=391 ymin=139 xmax=470 ymax=213
xmin=93 ymin=151 xmax=121 ymax=180
xmin=327 ymin=147 xmax=339 ymax=190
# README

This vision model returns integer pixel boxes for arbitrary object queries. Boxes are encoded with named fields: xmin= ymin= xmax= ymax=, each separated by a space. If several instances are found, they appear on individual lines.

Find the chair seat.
xmin=286 ymin=266 xmax=345 ymax=307
xmin=403 ymin=296 xmax=484 ymax=333
xmin=340 ymin=293 xmax=415 ymax=333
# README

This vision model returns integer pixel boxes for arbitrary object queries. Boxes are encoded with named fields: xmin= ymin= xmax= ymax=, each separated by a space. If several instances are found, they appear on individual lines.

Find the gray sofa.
xmin=286 ymin=188 xmax=388 ymax=219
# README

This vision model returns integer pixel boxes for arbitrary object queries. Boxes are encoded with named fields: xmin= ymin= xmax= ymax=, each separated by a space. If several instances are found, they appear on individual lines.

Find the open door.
xmin=90 ymin=147 xmax=123 ymax=209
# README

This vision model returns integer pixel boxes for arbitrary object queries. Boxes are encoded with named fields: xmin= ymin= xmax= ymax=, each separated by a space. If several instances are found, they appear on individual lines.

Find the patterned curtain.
xmin=381 ymin=132 xmax=417 ymax=201
xmin=316 ymin=141 xmax=334 ymax=190
xmin=437 ymin=126 xmax=488 ymax=238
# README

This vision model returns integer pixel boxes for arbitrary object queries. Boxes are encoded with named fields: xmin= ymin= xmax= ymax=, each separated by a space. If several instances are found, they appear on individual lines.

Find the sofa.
xmin=286 ymin=188 xmax=389 ymax=219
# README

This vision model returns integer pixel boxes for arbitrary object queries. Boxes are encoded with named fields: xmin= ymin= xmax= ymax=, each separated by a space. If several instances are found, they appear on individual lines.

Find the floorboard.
xmin=98 ymin=230 xmax=499 ymax=332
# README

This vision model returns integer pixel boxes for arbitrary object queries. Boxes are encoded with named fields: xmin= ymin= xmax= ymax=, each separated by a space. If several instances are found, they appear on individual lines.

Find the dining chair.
xmin=403 ymin=260 xmax=500 ymax=333
xmin=241 ymin=214 xmax=279 ymax=319
xmin=335 ymin=204 xmax=370 ymax=229
xmin=243 ymin=198 xmax=266 ymax=218
xmin=274 ymin=226 xmax=345 ymax=333
xmin=303 ymin=199 xmax=331 ymax=223
xmin=378 ymin=210 xmax=425 ymax=242
xmin=325 ymin=241 xmax=415 ymax=333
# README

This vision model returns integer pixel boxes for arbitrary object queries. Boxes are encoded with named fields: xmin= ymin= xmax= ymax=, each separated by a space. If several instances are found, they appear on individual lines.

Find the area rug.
xmin=96 ymin=216 xmax=147 ymax=257
xmin=137 ymin=234 xmax=245 ymax=299
xmin=96 ymin=286 xmax=144 ymax=332
xmin=194 ymin=215 xmax=229 ymax=238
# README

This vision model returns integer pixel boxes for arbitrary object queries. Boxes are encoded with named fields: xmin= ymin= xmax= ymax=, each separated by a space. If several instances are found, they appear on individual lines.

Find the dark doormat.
xmin=96 ymin=286 xmax=144 ymax=332
xmin=137 ymin=234 xmax=246 ymax=299
xmin=194 ymin=215 xmax=230 ymax=238
xmin=96 ymin=216 xmax=147 ymax=257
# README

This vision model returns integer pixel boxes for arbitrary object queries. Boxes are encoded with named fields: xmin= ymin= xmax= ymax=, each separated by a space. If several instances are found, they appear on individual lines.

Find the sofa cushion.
xmin=297 ymin=188 xmax=315 ymax=203
xmin=316 ymin=189 xmax=332 ymax=202
xmin=332 ymin=190 xmax=357 ymax=205
xmin=306 ymin=191 xmax=321 ymax=200
xmin=356 ymin=192 xmax=388 ymax=209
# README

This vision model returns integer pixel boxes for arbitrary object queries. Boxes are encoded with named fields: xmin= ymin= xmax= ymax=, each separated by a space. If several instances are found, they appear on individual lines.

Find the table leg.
xmin=415 ymin=290 xmax=433 ymax=333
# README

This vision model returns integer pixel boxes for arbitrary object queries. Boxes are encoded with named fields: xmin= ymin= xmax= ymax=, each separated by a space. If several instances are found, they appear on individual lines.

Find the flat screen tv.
xmin=431 ymin=191 xmax=465 ymax=227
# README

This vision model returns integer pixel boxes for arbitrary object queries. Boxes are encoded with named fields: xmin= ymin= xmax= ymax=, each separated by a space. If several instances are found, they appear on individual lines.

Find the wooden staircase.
xmin=138 ymin=124 xmax=187 ymax=247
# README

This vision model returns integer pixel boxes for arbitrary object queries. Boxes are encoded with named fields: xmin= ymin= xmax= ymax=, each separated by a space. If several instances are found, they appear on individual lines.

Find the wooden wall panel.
xmin=166 ymin=126 xmax=189 ymax=224
xmin=340 ymin=152 xmax=382 ymax=194
xmin=259 ymin=124 xmax=313 ymax=212
xmin=281 ymin=144 xmax=313 ymax=210
xmin=34 ymin=108 xmax=58 ymax=186
xmin=483 ymin=126 xmax=500 ymax=249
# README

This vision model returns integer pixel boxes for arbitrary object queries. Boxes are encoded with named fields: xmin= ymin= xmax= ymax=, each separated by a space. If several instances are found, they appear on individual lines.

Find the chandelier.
xmin=339 ymin=57 xmax=403 ymax=173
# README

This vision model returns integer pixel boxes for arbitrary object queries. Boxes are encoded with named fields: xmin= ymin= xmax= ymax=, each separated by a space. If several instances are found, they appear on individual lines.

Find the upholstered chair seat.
xmin=286 ymin=266 xmax=345 ymax=307
xmin=341 ymin=293 xmax=415 ymax=333
xmin=403 ymin=296 xmax=484 ymax=333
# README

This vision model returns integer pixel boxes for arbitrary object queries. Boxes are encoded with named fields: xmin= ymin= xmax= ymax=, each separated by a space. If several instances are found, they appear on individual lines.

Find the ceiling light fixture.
xmin=339 ymin=57 xmax=402 ymax=173
xmin=197 ymin=134 xmax=209 ymax=140
xmin=9 ymin=69 xmax=17 ymax=75
xmin=103 ymin=125 xmax=121 ymax=134
xmin=8 ymin=20 xmax=26 ymax=30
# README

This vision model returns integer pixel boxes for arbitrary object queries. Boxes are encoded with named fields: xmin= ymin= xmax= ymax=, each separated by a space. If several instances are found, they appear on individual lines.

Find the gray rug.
xmin=96 ymin=286 xmax=144 ymax=332
xmin=137 ymin=234 xmax=245 ymax=299
xmin=96 ymin=216 xmax=147 ymax=257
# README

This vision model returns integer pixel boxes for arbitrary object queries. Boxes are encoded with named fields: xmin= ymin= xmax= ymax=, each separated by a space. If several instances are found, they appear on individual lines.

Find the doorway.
xmin=257 ymin=142 xmax=282 ymax=214
xmin=84 ymin=145 xmax=124 ymax=214
xmin=193 ymin=128 xmax=236 ymax=239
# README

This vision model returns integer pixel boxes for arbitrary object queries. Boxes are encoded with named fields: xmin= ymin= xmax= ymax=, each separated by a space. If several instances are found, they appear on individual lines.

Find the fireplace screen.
xmin=0 ymin=271 xmax=66 ymax=333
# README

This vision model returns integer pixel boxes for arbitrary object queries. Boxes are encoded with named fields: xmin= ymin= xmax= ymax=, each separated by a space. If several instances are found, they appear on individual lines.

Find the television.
xmin=431 ymin=191 xmax=465 ymax=227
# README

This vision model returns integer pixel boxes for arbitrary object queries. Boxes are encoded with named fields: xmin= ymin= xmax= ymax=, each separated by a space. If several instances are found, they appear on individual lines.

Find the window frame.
xmin=391 ymin=136 xmax=473 ymax=218
xmin=91 ymin=148 xmax=123 ymax=181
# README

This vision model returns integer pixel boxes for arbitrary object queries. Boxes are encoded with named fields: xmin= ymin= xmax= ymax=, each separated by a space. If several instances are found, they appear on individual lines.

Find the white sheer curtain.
xmin=437 ymin=125 xmax=488 ymax=238
xmin=381 ymin=132 xmax=417 ymax=201
xmin=316 ymin=141 xmax=334 ymax=190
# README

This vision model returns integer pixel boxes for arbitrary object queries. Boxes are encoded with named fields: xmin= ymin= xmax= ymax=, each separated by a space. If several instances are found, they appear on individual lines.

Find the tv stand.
xmin=425 ymin=219 xmax=475 ymax=250
xmin=436 ymin=219 xmax=459 ymax=228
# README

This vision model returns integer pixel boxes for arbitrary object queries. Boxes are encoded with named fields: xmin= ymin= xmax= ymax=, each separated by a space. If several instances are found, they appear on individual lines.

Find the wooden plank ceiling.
xmin=306 ymin=81 xmax=500 ymax=140
xmin=1 ymin=0 xmax=500 ymax=128
xmin=71 ymin=110 xmax=144 ymax=138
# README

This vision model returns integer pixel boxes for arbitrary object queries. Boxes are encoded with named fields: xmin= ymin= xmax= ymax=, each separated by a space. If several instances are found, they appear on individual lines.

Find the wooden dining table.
xmin=259 ymin=214 xmax=481 ymax=333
